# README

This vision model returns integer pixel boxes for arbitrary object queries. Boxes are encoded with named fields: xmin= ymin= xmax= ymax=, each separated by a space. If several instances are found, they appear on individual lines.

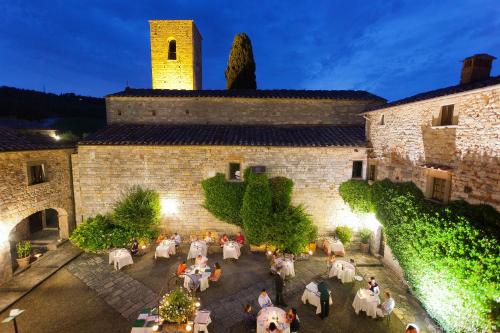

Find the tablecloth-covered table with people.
xmin=329 ymin=260 xmax=355 ymax=283
xmin=194 ymin=310 xmax=212 ymax=333
xmin=131 ymin=308 xmax=159 ymax=333
xmin=256 ymin=307 xmax=290 ymax=333
xmin=155 ymin=239 xmax=176 ymax=259
xmin=323 ymin=237 xmax=345 ymax=256
xmin=301 ymin=282 xmax=333 ymax=314
xmin=187 ymin=240 xmax=208 ymax=260
xmin=109 ymin=248 xmax=134 ymax=270
xmin=223 ymin=241 xmax=241 ymax=260
xmin=352 ymin=288 xmax=381 ymax=318
xmin=272 ymin=257 xmax=295 ymax=277
xmin=183 ymin=265 xmax=211 ymax=292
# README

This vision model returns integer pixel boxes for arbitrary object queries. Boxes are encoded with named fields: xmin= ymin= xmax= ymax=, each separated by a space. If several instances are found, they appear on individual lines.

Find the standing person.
xmin=172 ymin=232 xmax=181 ymax=246
xmin=317 ymin=281 xmax=330 ymax=319
xmin=275 ymin=269 xmax=287 ymax=306
xmin=243 ymin=304 xmax=256 ymax=330
xmin=235 ymin=231 xmax=245 ymax=246
xmin=131 ymin=239 xmax=139 ymax=256
xmin=287 ymin=308 xmax=300 ymax=333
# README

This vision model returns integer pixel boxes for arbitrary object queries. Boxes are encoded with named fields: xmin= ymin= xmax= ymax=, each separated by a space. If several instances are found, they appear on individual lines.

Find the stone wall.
xmin=106 ymin=97 xmax=378 ymax=125
xmin=366 ymin=84 xmax=500 ymax=209
xmin=0 ymin=149 xmax=75 ymax=283
xmin=150 ymin=20 xmax=201 ymax=90
xmin=72 ymin=145 xmax=367 ymax=236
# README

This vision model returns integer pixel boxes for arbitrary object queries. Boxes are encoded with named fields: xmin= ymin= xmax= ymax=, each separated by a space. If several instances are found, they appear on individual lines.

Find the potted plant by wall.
xmin=16 ymin=240 xmax=32 ymax=269
xmin=359 ymin=228 xmax=372 ymax=253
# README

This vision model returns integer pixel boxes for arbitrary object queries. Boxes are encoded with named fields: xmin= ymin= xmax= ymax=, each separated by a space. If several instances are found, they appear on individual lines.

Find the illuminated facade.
xmin=149 ymin=20 xmax=202 ymax=90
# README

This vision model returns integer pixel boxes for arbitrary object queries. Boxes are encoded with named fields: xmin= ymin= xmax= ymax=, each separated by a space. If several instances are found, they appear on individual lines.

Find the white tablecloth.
xmin=275 ymin=258 xmax=295 ymax=277
xmin=154 ymin=240 xmax=176 ymax=259
xmin=188 ymin=241 xmax=208 ymax=260
xmin=301 ymin=282 xmax=333 ymax=314
xmin=194 ymin=310 xmax=212 ymax=333
xmin=109 ymin=249 xmax=133 ymax=270
xmin=183 ymin=266 xmax=211 ymax=292
xmin=256 ymin=307 xmax=290 ymax=333
xmin=352 ymin=288 xmax=380 ymax=318
xmin=323 ymin=238 xmax=345 ymax=256
xmin=329 ymin=260 xmax=355 ymax=283
xmin=223 ymin=241 xmax=241 ymax=260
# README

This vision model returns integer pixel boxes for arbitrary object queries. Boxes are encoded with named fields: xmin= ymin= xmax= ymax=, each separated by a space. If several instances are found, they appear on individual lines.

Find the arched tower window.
xmin=168 ymin=40 xmax=176 ymax=60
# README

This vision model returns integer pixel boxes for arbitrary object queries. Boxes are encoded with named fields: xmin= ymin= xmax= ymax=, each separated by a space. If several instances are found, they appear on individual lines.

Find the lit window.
xmin=28 ymin=164 xmax=46 ymax=185
xmin=352 ymin=161 xmax=363 ymax=179
xmin=439 ymin=105 xmax=454 ymax=126
xmin=229 ymin=163 xmax=241 ymax=180
xmin=168 ymin=40 xmax=176 ymax=60
xmin=368 ymin=165 xmax=376 ymax=181
xmin=431 ymin=177 xmax=446 ymax=202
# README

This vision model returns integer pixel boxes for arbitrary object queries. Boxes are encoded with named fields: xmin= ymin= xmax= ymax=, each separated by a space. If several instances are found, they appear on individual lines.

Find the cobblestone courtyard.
xmin=0 ymin=243 xmax=440 ymax=333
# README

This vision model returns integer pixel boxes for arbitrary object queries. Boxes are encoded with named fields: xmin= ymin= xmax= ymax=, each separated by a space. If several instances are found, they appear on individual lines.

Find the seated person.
xmin=190 ymin=269 xmax=201 ymax=291
xmin=270 ymin=255 xmax=283 ymax=274
xmin=190 ymin=234 xmax=199 ymax=242
xmin=287 ymin=308 xmax=300 ymax=333
xmin=367 ymin=276 xmax=380 ymax=294
xmin=155 ymin=234 xmax=166 ymax=244
xmin=176 ymin=261 xmax=187 ymax=276
xmin=195 ymin=255 xmax=207 ymax=266
xmin=131 ymin=239 xmax=139 ymax=256
xmin=243 ymin=304 xmax=256 ymax=330
xmin=405 ymin=324 xmax=419 ymax=333
xmin=235 ymin=231 xmax=245 ymax=246
xmin=326 ymin=254 xmax=336 ymax=269
xmin=209 ymin=262 xmax=222 ymax=281
xmin=219 ymin=234 xmax=229 ymax=247
xmin=258 ymin=289 xmax=273 ymax=308
xmin=349 ymin=258 xmax=356 ymax=267
xmin=204 ymin=231 xmax=214 ymax=244
xmin=376 ymin=291 xmax=395 ymax=317
xmin=171 ymin=233 xmax=181 ymax=246
xmin=267 ymin=322 xmax=281 ymax=333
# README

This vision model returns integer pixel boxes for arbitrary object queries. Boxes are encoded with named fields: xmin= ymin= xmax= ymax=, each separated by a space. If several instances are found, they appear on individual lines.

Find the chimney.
xmin=460 ymin=54 xmax=496 ymax=85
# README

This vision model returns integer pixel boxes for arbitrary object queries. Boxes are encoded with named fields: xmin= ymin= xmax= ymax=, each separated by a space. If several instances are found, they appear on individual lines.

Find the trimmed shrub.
xmin=225 ymin=33 xmax=257 ymax=89
xmin=339 ymin=179 xmax=373 ymax=213
xmin=201 ymin=173 xmax=246 ymax=226
xmin=113 ymin=186 xmax=161 ymax=232
xmin=336 ymin=226 xmax=353 ymax=246
xmin=268 ymin=205 xmax=318 ymax=254
xmin=241 ymin=173 xmax=273 ymax=245
xmin=269 ymin=177 xmax=294 ymax=212
xmin=339 ymin=178 xmax=500 ymax=332
xmin=70 ymin=214 xmax=115 ymax=252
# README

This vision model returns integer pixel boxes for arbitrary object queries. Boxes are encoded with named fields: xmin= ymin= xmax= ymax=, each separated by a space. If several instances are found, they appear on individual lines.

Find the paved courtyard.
xmin=0 ymin=243 xmax=440 ymax=333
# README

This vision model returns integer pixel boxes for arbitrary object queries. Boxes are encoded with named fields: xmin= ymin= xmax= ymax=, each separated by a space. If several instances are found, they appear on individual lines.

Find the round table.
xmin=223 ymin=241 xmax=241 ymax=260
xmin=275 ymin=258 xmax=295 ymax=277
xmin=187 ymin=241 xmax=208 ymax=260
xmin=183 ymin=265 xmax=211 ymax=292
xmin=329 ymin=260 xmax=355 ymax=283
xmin=323 ymin=238 xmax=345 ymax=256
xmin=256 ymin=307 xmax=290 ymax=333
xmin=109 ymin=248 xmax=133 ymax=270
xmin=155 ymin=240 xmax=176 ymax=259
xmin=352 ymin=288 xmax=380 ymax=318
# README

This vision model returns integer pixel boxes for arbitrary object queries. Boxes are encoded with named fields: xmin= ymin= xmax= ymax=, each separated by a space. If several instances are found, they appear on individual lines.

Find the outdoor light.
xmin=141 ymin=245 xmax=147 ymax=250
xmin=308 ymin=250 xmax=313 ymax=255
xmin=185 ymin=324 xmax=192 ymax=331
xmin=34 ymin=253 xmax=42 ymax=258
xmin=152 ymin=324 xmax=159 ymax=331
xmin=53 ymin=135 xmax=61 ymax=141
xmin=195 ymin=301 xmax=201 ymax=308
xmin=161 ymin=198 xmax=179 ymax=215
xmin=266 ymin=250 xmax=272 ymax=255
xmin=0 ymin=224 xmax=9 ymax=243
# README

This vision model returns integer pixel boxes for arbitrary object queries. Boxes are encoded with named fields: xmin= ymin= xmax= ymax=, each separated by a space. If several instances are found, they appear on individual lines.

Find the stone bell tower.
xmin=149 ymin=20 xmax=202 ymax=90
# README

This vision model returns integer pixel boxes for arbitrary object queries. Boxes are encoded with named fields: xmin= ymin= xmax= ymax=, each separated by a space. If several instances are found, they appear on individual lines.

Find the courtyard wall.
xmin=0 ymin=149 xmax=75 ymax=283
xmin=72 ymin=145 xmax=367 ymax=236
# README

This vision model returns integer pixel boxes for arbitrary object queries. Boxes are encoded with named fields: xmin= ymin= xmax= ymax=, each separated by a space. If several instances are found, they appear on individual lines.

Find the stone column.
xmin=58 ymin=212 xmax=69 ymax=239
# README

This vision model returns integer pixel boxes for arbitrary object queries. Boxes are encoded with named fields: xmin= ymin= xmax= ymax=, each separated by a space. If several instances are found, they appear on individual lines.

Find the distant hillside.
xmin=0 ymin=86 xmax=106 ymax=136
xmin=0 ymin=86 xmax=105 ymax=119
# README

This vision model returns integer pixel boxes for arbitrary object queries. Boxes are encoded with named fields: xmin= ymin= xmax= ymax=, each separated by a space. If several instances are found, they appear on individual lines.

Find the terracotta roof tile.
xmin=0 ymin=127 xmax=74 ymax=152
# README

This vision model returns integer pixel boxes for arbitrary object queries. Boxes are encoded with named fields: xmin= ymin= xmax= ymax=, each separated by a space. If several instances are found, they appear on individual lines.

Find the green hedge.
xmin=339 ymin=179 xmax=372 ymax=213
xmin=201 ymin=173 xmax=246 ymax=226
xmin=202 ymin=169 xmax=317 ymax=253
xmin=70 ymin=187 xmax=160 ymax=252
xmin=339 ymin=179 xmax=500 ymax=332
xmin=335 ymin=226 xmax=353 ymax=246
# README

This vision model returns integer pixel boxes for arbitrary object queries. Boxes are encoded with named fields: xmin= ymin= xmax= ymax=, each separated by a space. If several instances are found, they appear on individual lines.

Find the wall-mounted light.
xmin=161 ymin=198 xmax=179 ymax=215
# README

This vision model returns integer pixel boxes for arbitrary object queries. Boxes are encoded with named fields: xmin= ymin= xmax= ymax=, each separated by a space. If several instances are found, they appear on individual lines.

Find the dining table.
xmin=256 ymin=306 xmax=290 ymax=333
xmin=187 ymin=240 xmax=208 ymax=260
xmin=352 ymin=288 xmax=381 ymax=318
xmin=154 ymin=239 xmax=176 ymax=259
xmin=329 ymin=260 xmax=355 ymax=283
xmin=109 ymin=248 xmax=133 ymax=270
xmin=223 ymin=241 xmax=241 ymax=260
xmin=301 ymin=282 xmax=333 ymax=314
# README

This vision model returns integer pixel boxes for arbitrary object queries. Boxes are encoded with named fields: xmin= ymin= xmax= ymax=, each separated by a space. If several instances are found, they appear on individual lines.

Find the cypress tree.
xmin=225 ymin=33 xmax=257 ymax=89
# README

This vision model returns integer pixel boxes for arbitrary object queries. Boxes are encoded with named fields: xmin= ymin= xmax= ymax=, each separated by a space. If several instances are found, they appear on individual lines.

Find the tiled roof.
xmin=0 ymin=127 xmax=74 ymax=152
xmin=107 ymin=88 xmax=385 ymax=101
xmin=79 ymin=124 xmax=366 ymax=147
xmin=366 ymin=75 xmax=500 ymax=112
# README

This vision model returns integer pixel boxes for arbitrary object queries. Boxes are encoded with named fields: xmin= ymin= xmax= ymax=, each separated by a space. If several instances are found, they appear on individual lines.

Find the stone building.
xmin=0 ymin=127 xmax=75 ymax=283
xmin=365 ymin=54 xmax=499 ymax=210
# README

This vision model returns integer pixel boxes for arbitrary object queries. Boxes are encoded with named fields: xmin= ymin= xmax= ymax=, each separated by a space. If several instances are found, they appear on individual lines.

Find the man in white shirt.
xmin=376 ymin=291 xmax=395 ymax=317
xmin=258 ymin=289 xmax=273 ymax=308
xmin=172 ymin=233 xmax=181 ymax=246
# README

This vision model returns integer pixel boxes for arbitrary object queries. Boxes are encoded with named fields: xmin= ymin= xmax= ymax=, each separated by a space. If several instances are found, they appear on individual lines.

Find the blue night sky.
xmin=1 ymin=0 xmax=499 ymax=101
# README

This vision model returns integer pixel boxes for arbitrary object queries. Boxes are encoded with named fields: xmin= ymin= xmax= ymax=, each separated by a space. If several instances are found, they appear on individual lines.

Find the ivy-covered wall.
xmin=339 ymin=179 xmax=499 ymax=333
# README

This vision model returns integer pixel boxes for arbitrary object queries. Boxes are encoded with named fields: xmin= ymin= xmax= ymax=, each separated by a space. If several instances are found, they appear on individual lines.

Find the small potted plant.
xmin=359 ymin=228 xmax=372 ymax=253
xmin=16 ymin=240 xmax=32 ymax=269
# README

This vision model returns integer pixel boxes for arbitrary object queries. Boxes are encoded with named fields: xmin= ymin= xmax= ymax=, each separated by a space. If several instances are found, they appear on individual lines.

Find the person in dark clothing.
xmin=131 ymin=239 xmax=139 ymax=256
xmin=243 ymin=304 xmax=256 ymax=330
xmin=275 ymin=269 xmax=287 ymax=306
xmin=317 ymin=281 xmax=330 ymax=319
xmin=287 ymin=308 xmax=300 ymax=332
